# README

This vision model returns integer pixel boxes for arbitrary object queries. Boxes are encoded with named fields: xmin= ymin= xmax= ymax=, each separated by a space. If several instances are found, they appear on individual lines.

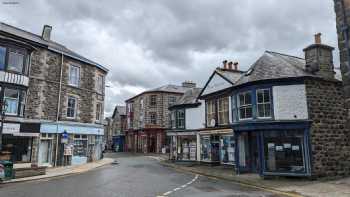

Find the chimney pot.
xmin=228 ymin=61 xmax=233 ymax=70
xmin=222 ymin=60 xmax=228 ymax=69
xmin=182 ymin=81 xmax=196 ymax=88
xmin=233 ymin=62 xmax=239 ymax=70
xmin=314 ymin=33 xmax=322 ymax=44
xmin=42 ymin=25 xmax=52 ymax=41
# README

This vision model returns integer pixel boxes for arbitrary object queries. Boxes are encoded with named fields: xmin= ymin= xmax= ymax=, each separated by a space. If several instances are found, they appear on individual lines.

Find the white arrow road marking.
xmin=157 ymin=174 xmax=199 ymax=197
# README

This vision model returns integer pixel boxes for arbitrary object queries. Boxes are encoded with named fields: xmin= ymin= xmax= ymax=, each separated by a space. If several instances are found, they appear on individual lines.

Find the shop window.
xmin=0 ymin=46 xmax=6 ymax=70
xmin=257 ymin=89 xmax=271 ymax=118
xmin=150 ymin=112 xmax=157 ymax=124
xmin=220 ymin=135 xmax=235 ymax=164
xmin=177 ymin=136 xmax=196 ymax=161
xmin=176 ymin=109 xmax=185 ymax=129
xmin=263 ymin=130 xmax=306 ymax=174
xmin=69 ymin=65 xmax=80 ymax=87
xmin=218 ymin=97 xmax=229 ymax=125
xmin=206 ymin=100 xmax=216 ymax=127
xmin=7 ymin=49 xmax=24 ymax=73
xmin=74 ymin=134 xmax=88 ymax=157
xmin=238 ymin=91 xmax=253 ymax=120
xmin=4 ymin=88 xmax=19 ymax=115
xmin=150 ymin=95 xmax=157 ymax=106
xmin=67 ymin=96 xmax=77 ymax=118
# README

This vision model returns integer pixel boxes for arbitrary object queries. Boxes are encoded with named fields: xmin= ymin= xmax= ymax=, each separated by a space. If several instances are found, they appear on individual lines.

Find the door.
xmin=39 ymin=140 xmax=52 ymax=166
xmin=249 ymin=133 xmax=259 ymax=173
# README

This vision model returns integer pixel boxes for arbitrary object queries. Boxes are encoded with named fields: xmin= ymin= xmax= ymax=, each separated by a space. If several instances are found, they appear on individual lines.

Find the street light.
xmin=0 ymin=101 xmax=8 ymax=152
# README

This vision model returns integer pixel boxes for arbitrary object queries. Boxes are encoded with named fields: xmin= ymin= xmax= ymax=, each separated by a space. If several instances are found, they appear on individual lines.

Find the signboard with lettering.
xmin=2 ymin=123 xmax=20 ymax=134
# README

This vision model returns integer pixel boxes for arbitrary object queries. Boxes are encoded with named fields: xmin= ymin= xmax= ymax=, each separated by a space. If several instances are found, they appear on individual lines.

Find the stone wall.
xmin=26 ymin=48 xmax=106 ymax=124
xmin=305 ymin=78 xmax=350 ymax=177
xmin=334 ymin=0 xmax=350 ymax=128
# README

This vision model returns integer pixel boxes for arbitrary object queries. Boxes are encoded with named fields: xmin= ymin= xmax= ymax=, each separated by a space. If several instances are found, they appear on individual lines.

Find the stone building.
xmin=334 ymin=0 xmax=350 ymax=130
xmin=125 ymin=82 xmax=195 ymax=153
xmin=212 ymin=34 xmax=349 ymax=178
xmin=105 ymin=105 xmax=126 ymax=151
xmin=0 ymin=22 xmax=108 ymax=167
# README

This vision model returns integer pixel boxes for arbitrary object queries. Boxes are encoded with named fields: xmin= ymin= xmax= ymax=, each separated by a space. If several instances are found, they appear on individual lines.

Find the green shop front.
xmin=233 ymin=121 xmax=312 ymax=177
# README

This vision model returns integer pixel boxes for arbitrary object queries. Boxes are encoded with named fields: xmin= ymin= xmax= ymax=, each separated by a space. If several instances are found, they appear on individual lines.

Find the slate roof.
xmin=215 ymin=68 xmax=243 ymax=84
xmin=0 ymin=22 xmax=108 ymax=72
xmin=112 ymin=105 xmax=126 ymax=118
xmin=233 ymin=51 xmax=328 ymax=86
xmin=173 ymin=88 xmax=203 ymax=106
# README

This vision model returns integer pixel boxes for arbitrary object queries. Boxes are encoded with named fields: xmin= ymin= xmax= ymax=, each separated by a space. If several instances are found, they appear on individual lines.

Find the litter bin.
xmin=0 ymin=161 xmax=13 ymax=180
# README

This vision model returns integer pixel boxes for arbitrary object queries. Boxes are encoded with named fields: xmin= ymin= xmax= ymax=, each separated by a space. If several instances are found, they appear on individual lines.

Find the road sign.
xmin=61 ymin=130 xmax=69 ymax=144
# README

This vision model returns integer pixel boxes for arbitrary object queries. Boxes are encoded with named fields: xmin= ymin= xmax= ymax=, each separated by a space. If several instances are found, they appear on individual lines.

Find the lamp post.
xmin=0 ymin=101 xmax=7 ymax=152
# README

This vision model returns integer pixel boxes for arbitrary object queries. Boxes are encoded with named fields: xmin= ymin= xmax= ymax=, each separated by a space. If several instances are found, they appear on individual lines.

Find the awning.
xmin=40 ymin=122 xmax=104 ymax=135
xmin=167 ymin=131 xmax=197 ymax=136
xmin=199 ymin=129 xmax=232 ymax=135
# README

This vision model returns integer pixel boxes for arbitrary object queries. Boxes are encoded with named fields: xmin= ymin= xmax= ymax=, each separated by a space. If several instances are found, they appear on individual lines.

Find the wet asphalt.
xmin=0 ymin=153 xmax=284 ymax=197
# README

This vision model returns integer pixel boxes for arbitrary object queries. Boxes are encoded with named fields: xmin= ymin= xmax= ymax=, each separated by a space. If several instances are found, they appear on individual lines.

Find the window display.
xmin=264 ymin=130 xmax=305 ymax=173
xmin=73 ymin=135 xmax=88 ymax=156
xmin=178 ymin=137 xmax=196 ymax=161
xmin=220 ymin=135 xmax=235 ymax=164
xmin=201 ymin=135 xmax=220 ymax=162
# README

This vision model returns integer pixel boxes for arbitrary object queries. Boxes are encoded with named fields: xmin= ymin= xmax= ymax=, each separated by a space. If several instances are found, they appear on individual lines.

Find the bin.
xmin=0 ymin=160 xmax=13 ymax=180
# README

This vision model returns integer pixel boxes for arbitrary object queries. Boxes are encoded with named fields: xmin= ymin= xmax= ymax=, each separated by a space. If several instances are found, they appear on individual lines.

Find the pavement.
xmin=0 ymin=152 xmax=285 ymax=197
xmin=2 ymin=157 xmax=114 ymax=184
xmin=160 ymin=159 xmax=350 ymax=197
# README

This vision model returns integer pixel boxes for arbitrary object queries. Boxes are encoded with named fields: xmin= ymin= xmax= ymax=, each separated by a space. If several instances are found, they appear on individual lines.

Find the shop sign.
xmin=64 ymin=144 xmax=73 ymax=156
xmin=2 ymin=123 xmax=20 ymax=134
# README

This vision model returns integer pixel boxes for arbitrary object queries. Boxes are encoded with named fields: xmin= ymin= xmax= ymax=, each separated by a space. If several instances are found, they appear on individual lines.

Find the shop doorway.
xmin=149 ymin=136 xmax=156 ymax=153
xmin=39 ymin=140 xmax=52 ymax=166
xmin=248 ymin=133 xmax=259 ymax=173
xmin=238 ymin=132 xmax=260 ymax=173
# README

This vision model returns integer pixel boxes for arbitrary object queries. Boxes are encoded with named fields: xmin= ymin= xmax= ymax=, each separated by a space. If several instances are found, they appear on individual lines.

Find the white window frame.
xmin=96 ymin=74 xmax=104 ymax=94
xmin=256 ymin=89 xmax=272 ymax=119
xmin=68 ymin=64 xmax=80 ymax=87
xmin=67 ymin=96 xmax=77 ymax=119
xmin=238 ymin=91 xmax=253 ymax=120
xmin=4 ymin=88 xmax=20 ymax=115
xmin=96 ymin=103 xmax=102 ymax=122
xmin=218 ymin=97 xmax=229 ymax=125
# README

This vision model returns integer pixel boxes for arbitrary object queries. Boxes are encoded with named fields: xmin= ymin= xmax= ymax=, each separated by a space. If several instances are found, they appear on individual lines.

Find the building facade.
xmin=106 ymin=105 xmax=126 ymax=151
xmin=125 ymin=82 xmax=195 ymax=153
xmin=167 ymin=88 xmax=204 ymax=161
xmin=0 ymin=22 xmax=108 ymax=167
xmin=228 ymin=35 xmax=349 ymax=177
xmin=198 ymin=61 xmax=243 ymax=165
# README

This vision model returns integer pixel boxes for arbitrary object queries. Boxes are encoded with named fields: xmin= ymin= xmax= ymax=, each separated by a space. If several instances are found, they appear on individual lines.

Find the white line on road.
xmin=158 ymin=174 xmax=199 ymax=197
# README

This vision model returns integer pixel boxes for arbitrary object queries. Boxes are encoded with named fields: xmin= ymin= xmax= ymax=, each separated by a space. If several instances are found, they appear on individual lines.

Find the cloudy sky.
xmin=0 ymin=0 xmax=339 ymax=116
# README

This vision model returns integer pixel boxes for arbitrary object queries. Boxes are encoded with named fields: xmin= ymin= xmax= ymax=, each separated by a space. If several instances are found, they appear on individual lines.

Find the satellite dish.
xmin=210 ymin=119 xmax=216 ymax=127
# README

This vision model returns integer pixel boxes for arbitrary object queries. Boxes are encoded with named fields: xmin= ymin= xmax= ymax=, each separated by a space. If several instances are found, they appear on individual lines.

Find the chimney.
xmin=303 ymin=33 xmax=335 ymax=79
xmin=222 ymin=60 xmax=228 ymax=69
xmin=42 ymin=25 xmax=52 ymax=41
xmin=228 ymin=61 xmax=233 ymax=70
xmin=315 ymin=33 xmax=322 ymax=44
xmin=182 ymin=81 xmax=196 ymax=88
xmin=233 ymin=62 xmax=239 ymax=70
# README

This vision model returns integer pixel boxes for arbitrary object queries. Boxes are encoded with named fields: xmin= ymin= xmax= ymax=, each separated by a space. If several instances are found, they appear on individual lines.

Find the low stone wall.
xmin=14 ymin=167 xmax=46 ymax=179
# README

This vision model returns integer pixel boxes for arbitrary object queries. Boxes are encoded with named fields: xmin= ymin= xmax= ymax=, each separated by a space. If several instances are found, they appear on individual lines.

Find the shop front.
xmin=40 ymin=122 xmax=104 ymax=167
xmin=199 ymin=129 xmax=233 ymax=165
xmin=233 ymin=121 xmax=312 ymax=177
xmin=1 ymin=122 xmax=40 ymax=164
xmin=167 ymin=131 xmax=198 ymax=161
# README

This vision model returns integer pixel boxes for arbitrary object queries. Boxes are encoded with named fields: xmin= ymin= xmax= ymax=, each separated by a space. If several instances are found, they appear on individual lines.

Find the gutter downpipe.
xmin=54 ymin=53 xmax=64 ymax=166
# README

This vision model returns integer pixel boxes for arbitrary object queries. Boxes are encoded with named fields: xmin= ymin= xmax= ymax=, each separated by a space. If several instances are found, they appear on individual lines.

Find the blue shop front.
xmin=112 ymin=135 xmax=125 ymax=152
xmin=233 ymin=121 xmax=312 ymax=177
xmin=39 ymin=122 xmax=104 ymax=166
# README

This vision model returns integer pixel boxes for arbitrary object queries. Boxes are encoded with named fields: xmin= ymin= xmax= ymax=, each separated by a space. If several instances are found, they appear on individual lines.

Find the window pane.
xmin=265 ymin=104 xmax=271 ymax=117
xmin=0 ymin=47 xmax=6 ymax=70
xmin=5 ymin=88 xmax=19 ymax=98
xmin=8 ymin=51 xmax=24 ymax=72
xmin=239 ymin=94 xmax=244 ymax=105
xmin=264 ymin=90 xmax=270 ymax=102
xmin=257 ymin=91 xmax=264 ymax=103
xmin=258 ymin=104 xmax=264 ymax=117
xmin=69 ymin=66 xmax=80 ymax=86
xmin=245 ymin=93 xmax=252 ymax=104
xmin=246 ymin=107 xmax=253 ymax=118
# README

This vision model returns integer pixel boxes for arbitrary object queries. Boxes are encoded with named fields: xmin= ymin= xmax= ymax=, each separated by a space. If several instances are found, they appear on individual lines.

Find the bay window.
xmin=4 ymin=88 xmax=20 ymax=115
xmin=257 ymin=89 xmax=271 ymax=118
xmin=238 ymin=91 xmax=253 ymax=120
xmin=96 ymin=103 xmax=102 ymax=121
xmin=0 ymin=46 xmax=6 ymax=70
xmin=218 ymin=97 xmax=229 ymax=125
xmin=8 ymin=49 xmax=24 ymax=73
xmin=96 ymin=75 xmax=104 ymax=94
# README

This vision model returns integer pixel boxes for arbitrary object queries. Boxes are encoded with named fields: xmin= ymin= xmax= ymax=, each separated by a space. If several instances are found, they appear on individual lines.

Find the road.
xmin=0 ymin=153 xmax=284 ymax=197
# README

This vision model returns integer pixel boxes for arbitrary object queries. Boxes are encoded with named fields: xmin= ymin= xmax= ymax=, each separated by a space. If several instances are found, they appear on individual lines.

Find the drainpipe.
xmin=54 ymin=53 xmax=64 ymax=166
